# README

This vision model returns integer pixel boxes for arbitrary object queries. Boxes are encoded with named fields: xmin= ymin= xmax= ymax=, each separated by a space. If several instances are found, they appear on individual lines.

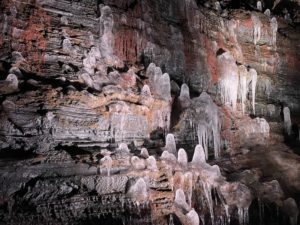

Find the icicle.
xmin=238 ymin=207 xmax=249 ymax=225
xmin=146 ymin=156 xmax=158 ymax=171
xmin=251 ymin=14 xmax=262 ymax=45
xmin=100 ymin=156 xmax=112 ymax=176
xmin=201 ymin=181 xmax=215 ymax=225
xmin=178 ymin=148 xmax=188 ymax=167
xmin=283 ymin=107 xmax=292 ymax=135
xmin=217 ymin=51 xmax=239 ymax=110
xmin=249 ymin=68 xmax=258 ymax=114
xmin=257 ymin=1 xmax=262 ymax=11
xmin=165 ymin=134 xmax=177 ymax=157
xmin=197 ymin=123 xmax=209 ymax=159
xmin=270 ymin=17 xmax=278 ymax=48
xmin=169 ymin=214 xmax=174 ymax=225
xmin=238 ymin=65 xmax=248 ymax=114
xmin=192 ymin=144 xmax=206 ymax=164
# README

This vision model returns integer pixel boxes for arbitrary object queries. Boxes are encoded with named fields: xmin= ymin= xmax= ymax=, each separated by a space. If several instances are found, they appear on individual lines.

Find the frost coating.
xmin=165 ymin=134 xmax=177 ymax=157
xmin=283 ymin=107 xmax=292 ymax=135
xmin=146 ymin=156 xmax=158 ymax=171
xmin=127 ymin=178 xmax=148 ymax=202
xmin=217 ymin=51 xmax=239 ymax=110
xmin=251 ymin=14 xmax=262 ymax=45
xmin=249 ymin=68 xmax=258 ymax=114
xmin=177 ymin=148 xmax=188 ymax=167
xmin=270 ymin=17 xmax=278 ymax=48
xmin=192 ymin=145 xmax=206 ymax=164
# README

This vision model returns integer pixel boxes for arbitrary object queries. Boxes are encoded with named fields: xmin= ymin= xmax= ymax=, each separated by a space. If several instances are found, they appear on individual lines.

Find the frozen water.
xmin=283 ymin=107 xmax=292 ymax=135
xmin=257 ymin=1 xmax=262 ymax=11
xmin=264 ymin=9 xmax=271 ymax=17
xmin=178 ymin=148 xmax=188 ymax=167
xmin=131 ymin=156 xmax=146 ymax=170
xmin=217 ymin=51 xmax=239 ymax=111
xmin=175 ymin=188 xmax=190 ymax=211
xmin=100 ymin=156 xmax=112 ymax=176
xmin=179 ymin=83 xmax=191 ymax=109
xmin=140 ymin=148 xmax=149 ymax=158
xmin=184 ymin=172 xmax=193 ymax=207
xmin=186 ymin=209 xmax=200 ymax=225
xmin=127 ymin=178 xmax=148 ymax=202
xmin=165 ymin=134 xmax=177 ymax=157
xmin=249 ymin=68 xmax=258 ymax=114
xmin=161 ymin=151 xmax=177 ymax=162
xmin=192 ymin=145 xmax=206 ymax=164
xmin=251 ymin=14 xmax=262 ymax=45
xmin=270 ymin=17 xmax=278 ymax=48
xmin=146 ymin=156 xmax=158 ymax=171
xmin=238 ymin=65 xmax=248 ymax=114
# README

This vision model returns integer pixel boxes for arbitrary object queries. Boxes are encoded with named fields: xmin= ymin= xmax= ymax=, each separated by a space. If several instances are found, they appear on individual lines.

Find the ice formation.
xmin=165 ymin=134 xmax=177 ymax=157
xmin=184 ymin=172 xmax=193 ymax=207
xmin=140 ymin=148 xmax=149 ymax=158
xmin=249 ymin=68 xmax=258 ymax=114
xmin=191 ymin=145 xmax=206 ymax=164
xmin=127 ymin=178 xmax=148 ymax=202
xmin=161 ymin=150 xmax=177 ymax=162
xmin=194 ymin=92 xmax=221 ymax=159
xmin=175 ymin=188 xmax=190 ymax=211
xmin=257 ymin=1 xmax=262 ymax=11
xmin=131 ymin=156 xmax=146 ymax=170
xmin=215 ymin=1 xmax=222 ymax=12
xmin=179 ymin=83 xmax=191 ymax=109
xmin=264 ymin=9 xmax=271 ymax=17
xmin=217 ymin=51 xmax=239 ymax=111
xmin=177 ymin=148 xmax=188 ymax=167
xmin=270 ymin=17 xmax=278 ymax=48
xmin=251 ymin=14 xmax=262 ymax=45
xmin=141 ymin=84 xmax=152 ymax=97
xmin=186 ymin=209 xmax=200 ymax=225
xmin=282 ymin=198 xmax=299 ymax=225
xmin=100 ymin=155 xmax=112 ymax=176
xmin=238 ymin=65 xmax=248 ymax=114
xmin=146 ymin=156 xmax=158 ymax=171
xmin=117 ymin=143 xmax=130 ymax=154
xmin=283 ymin=107 xmax=292 ymax=135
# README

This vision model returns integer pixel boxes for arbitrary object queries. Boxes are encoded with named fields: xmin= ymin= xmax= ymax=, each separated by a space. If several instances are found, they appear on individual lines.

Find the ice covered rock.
xmin=131 ymin=156 xmax=146 ymax=170
xmin=178 ymin=148 xmax=188 ymax=167
xmin=146 ymin=156 xmax=158 ymax=171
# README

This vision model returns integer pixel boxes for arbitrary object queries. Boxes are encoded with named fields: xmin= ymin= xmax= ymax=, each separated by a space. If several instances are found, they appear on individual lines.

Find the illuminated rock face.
xmin=0 ymin=0 xmax=300 ymax=225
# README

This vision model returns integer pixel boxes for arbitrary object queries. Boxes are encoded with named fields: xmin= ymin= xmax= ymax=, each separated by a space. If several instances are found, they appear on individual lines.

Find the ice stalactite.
xmin=283 ymin=107 xmax=292 ymax=135
xmin=257 ymin=1 xmax=262 ymax=11
xmin=100 ymin=156 xmax=112 ymax=176
xmin=165 ymin=134 xmax=177 ymax=157
xmin=270 ymin=17 xmax=278 ymax=48
xmin=238 ymin=65 xmax=248 ymax=114
xmin=249 ymin=68 xmax=258 ymax=115
xmin=194 ymin=92 xmax=221 ymax=159
xmin=178 ymin=148 xmax=188 ymax=167
xmin=146 ymin=156 xmax=158 ymax=171
xmin=127 ymin=178 xmax=148 ymax=203
xmin=251 ymin=14 xmax=262 ymax=45
xmin=217 ymin=51 xmax=239 ymax=111
xmin=192 ymin=145 xmax=206 ymax=164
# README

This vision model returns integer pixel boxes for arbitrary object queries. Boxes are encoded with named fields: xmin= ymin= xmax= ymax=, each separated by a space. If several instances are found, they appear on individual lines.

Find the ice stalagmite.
xmin=165 ymin=134 xmax=177 ymax=157
xmin=251 ymin=14 xmax=262 ymax=45
xmin=217 ymin=51 xmax=239 ymax=111
xmin=127 ymin=178 xmax=148 ymax=202
xmin=264 ymin=9 xmax=271 ymax=17
xmin=178 ymin=148 xmax=188 ymax=167
xmin=131 ymin=156 xmax=146 ymax=170
xmin=100 ymin=156 xmax=112 ymax=176
xmin=175 ymin=189 xmax=190 ymax=211
xmin=238 ymin=65 xmax=248 ymax=114
xmin=249 ymin=68 xmax=258 ymax=114
xmin=192 ymin=145 xmax=206 ymax=164
xmin=140 ymin=148 xmax=149 ymax=158
xmin=146 ymin=156 xmax=158 ymax=171
xmin=257 ymin=1 xmax=262 ymax=11
xmin=283 ymin=107 xmax=292 ymax=135
xmin=179 ymin=83 xmax=191 ymax=109
xmin=186 ymin=209 xmax=200 ymax=225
